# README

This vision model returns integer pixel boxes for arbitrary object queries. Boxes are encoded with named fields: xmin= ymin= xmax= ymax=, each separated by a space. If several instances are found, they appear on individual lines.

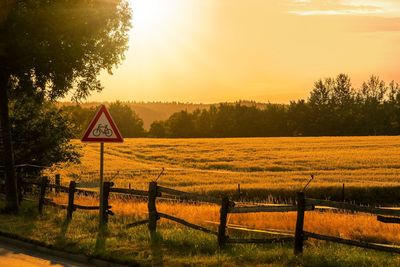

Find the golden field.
xmin=50 ymin=193 xmax=400 ymax=246
xmin=47 ymin=136 xmax=400 ymax=246
xmin=53 ymin=136 xmax=400 ymax=196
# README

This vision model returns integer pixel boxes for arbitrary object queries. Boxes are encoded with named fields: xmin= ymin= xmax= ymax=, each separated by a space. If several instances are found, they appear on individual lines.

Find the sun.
xmin=129 ymin=0 xmax=185 ymax=38
xmin=123 ymin=0 xmax=206 ymax=91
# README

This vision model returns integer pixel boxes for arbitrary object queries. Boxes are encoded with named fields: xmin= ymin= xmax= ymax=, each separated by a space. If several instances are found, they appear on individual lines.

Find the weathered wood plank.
xmin=294 ymin=192 xmax=306 ymax=254
xmin=229 ymin=204 xmax=314 ymax=214
xmin=43 ymin=199 xmax=68 ymax=209
xmin=157 ymin=186 xmax=222 ymax=205
xmin=218 ymin=197 xmax=230 ymax=248
xmin=377 ymin=215 xmax=400 ymax=224
xmin=226 ymin=237 xmax=294 ymax=244
xmin=47 ymin=183 xmax=70 ymax=192
xmin=158 ymin=212 xmax=218 ymax=236
xmin=66 ymin=181 xmax=76 ymax=221
xmin=304 ymin=231 xmax=400 ymax=254
xmin=109 ymin=187 xmax=148 ymax=197
xmin=306 ymin=198 xmax=400 ymax=217
xmin=74 ymin=204 xmax=103 ymax=210
xmin=148 ymin=182 xmax=158 ymax=233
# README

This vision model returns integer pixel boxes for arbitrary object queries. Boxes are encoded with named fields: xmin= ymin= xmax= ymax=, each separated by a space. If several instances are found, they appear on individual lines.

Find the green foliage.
xmin=61 ymin=105 xmax=97 ymax=138
xmin=10 ymin=97 xmax=80 ymax=167
xmin=2 ymin=0 xmax=131 ymax=100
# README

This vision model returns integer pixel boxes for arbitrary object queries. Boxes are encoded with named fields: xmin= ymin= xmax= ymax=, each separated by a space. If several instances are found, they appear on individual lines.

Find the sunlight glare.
xmin=130 ymin=0 xmax=185 ymax=37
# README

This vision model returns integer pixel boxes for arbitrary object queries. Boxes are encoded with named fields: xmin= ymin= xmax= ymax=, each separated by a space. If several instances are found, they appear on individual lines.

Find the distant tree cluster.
xmin=149 ymin=74 xmax=400 ymax=137
xmin=63 ymin=101 xmax=145 ymax=138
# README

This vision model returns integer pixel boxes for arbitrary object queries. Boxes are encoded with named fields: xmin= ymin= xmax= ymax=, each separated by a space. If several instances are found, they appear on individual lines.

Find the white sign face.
xmin=86 ymin=113 xmax=118 ymax=139
xmin=81 ymin=105 xmax=123 ymax=143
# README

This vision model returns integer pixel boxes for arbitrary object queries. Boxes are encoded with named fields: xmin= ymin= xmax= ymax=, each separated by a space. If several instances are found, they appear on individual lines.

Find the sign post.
xmin=81 ymin=105 xmax=123 ymax=228
xmin=99 ymin=142 xmax=104 ymax=225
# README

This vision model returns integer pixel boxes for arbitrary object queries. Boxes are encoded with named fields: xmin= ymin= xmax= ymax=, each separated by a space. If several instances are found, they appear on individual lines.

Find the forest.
xmin=62 ymin=74 xmax=400 ymax=138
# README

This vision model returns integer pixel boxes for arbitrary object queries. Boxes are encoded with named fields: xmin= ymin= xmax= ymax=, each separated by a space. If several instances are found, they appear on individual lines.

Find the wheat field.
xmin=45 ymin=137 xmax=400 ymax=257
xmin=53 ymin=136 xmax=400 ymax=196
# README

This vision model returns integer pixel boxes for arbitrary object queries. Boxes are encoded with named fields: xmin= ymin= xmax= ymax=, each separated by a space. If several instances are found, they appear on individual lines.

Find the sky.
xmin=86 ymin=0 xmax=400 ymax=103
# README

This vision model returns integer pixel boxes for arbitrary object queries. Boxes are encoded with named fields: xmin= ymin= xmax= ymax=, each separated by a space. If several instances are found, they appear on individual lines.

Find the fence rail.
xmin=157 ymin=186 xmax=222 ymax=205
xmin=226 ymin=237 xmax=294 ymax=244
xmin=303 ymin=231 xmax=400 ymax=254
xmin=229 ymin=204 xmax=314 ymax=214
xmin=158 ymin=212 xmax=218 ymax=236
xmin=306 ymin=198 xmax=400 ymax=217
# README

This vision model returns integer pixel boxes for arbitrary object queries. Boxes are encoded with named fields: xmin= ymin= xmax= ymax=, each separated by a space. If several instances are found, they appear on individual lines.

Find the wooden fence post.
xmin=342 ymin=183 xmax=345 ymax=202
xmin=67 ymin=181 xmax=76 ymax=221
xmin=55 ymin=174 xmax=61 ymax=194
xmin=17 ymin=167 xmax=23 ymax=203
xmin=38 ymin=176 xmax=48 ymax=215
xmin=218 ymin=196 xmax=230 ymax=248
xmin=100 ymin=182 xmax=112 ymax=227
xmin=294 ymin=192 xmax=306 ymax=254
xmin=148 ymin=182 xmax=158 ymax=234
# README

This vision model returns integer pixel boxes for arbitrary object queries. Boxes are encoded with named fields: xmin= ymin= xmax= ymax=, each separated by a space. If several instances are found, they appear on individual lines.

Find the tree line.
xmin=62 ymin=101 xmax=145 ymax=138
xmin=12 ymin=72 xmax=397 ymax=170
xmin=148 ymin=74 xmax=400 ymax=137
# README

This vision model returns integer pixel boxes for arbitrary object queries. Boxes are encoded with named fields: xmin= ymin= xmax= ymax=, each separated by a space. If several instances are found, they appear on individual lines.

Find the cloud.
xmin=289 ymin=0 xmax=385 ymax=16
xmin=287 ymin=0 xmax=400 ymax=32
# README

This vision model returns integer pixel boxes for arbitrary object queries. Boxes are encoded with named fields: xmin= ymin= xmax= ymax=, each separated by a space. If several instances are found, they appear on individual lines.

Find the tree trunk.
xmin=0 ymin=72 xmax=19 ymax=213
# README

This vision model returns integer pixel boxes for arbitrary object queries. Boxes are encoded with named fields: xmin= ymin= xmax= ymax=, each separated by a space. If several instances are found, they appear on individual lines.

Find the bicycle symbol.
xmin=93 ymin=124 xmax=113 ymax=137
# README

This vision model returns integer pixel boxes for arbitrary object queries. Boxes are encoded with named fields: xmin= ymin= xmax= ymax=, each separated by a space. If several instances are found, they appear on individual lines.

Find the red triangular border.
xmin=81 ymin=105 xmax=124 ymax=143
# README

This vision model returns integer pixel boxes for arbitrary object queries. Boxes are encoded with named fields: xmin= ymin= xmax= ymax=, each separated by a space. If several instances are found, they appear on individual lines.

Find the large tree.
xmin=0 ymin=0 xmax=131 ymax=213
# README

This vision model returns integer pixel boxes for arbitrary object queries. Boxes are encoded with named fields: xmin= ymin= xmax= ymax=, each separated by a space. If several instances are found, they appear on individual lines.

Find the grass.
xmin=15 ymin=136 xmax=398 ymax=265
xmin=50 ymin=194 xmax=400 ymax=245
xmin=1 ymin=198 xmax=400 ymax=266
xmin=49 ymin=136 xmax=400 ymax=204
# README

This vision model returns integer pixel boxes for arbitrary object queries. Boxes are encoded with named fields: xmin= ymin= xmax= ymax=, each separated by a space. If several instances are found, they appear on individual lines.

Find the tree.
xmin=61 ymin=105 xmax=97 ymax=138
xmin=287 ymin=100 xmax=310 ymax=136
xmin=387 ymin=81 xmax=400 ymax=134
xmin=358 ymin=76 xmax=388 ymax=135
xmin=149 ymin=121 xmax=167 ymax=138
xmin=308 ymin=78 xmax=334 ymax=135
xmin=330 ymin=74 xmax=356 ymax=135
xmin=11 ymin=96 xmax=80 ymax=167
xmin=109 ymin=101 xmax=145 ymax=137
xmin=0 ymin=0 xmax=131 ymax=213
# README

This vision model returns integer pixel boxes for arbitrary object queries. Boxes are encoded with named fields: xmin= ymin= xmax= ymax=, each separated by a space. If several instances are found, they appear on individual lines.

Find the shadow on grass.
xmin=55 ymin=219 xmax=71 ymax=247
xmin=150 ymin=231 xmax=164 ymax=267
xmin=95 ymin=226 xmax=107 ymax=255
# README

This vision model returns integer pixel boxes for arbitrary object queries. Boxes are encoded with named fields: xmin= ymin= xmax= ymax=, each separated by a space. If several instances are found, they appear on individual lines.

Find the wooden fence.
xmin=294 ymin=192 xmax=400 ymax=254
xmin=22 ymin=176 xmax=400 ymax=255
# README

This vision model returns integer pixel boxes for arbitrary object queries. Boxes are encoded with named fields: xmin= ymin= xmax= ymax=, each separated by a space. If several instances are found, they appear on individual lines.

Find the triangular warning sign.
xmin=81 ymin=105 xmax=123 ymax=143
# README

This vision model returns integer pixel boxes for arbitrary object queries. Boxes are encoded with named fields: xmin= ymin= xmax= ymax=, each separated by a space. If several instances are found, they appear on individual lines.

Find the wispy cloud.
xmin=289 ymin=0 xmax=391 ymax=16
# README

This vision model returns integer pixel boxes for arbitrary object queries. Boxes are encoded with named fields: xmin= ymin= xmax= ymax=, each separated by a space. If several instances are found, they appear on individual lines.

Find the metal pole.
xmin=99 ymin=142 xmax=104 ymax=227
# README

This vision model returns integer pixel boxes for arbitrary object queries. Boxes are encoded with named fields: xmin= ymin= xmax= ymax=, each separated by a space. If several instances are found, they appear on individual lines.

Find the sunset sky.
xmin=88 ymin=0 xmax=400 ymax=103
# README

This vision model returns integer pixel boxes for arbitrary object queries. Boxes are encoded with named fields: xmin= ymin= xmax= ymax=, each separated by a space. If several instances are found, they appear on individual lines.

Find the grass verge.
xmin=0 ymin=200 xmax=399 ymax=266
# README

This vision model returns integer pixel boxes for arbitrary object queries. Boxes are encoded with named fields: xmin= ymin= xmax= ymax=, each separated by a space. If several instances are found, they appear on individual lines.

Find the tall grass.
xmin=51 ymin=193 xmax=400 ymax=245
xmin=2 ymin=197 xmax=400 ymax=266
xmin=49 ymin=136 xmax=400 ymax=204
